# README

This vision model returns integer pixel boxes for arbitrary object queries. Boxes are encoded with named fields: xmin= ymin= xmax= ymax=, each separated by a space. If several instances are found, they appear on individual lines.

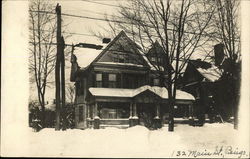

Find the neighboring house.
xmin=70 ymin=31 xmax=195 ymax=129
xmin=182 ymin=58 xmax=223 ymax=123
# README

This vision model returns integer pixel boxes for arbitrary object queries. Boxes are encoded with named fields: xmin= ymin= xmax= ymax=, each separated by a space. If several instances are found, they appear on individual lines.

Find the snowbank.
xmin=22 ymin=123 xmax=248 ymax=158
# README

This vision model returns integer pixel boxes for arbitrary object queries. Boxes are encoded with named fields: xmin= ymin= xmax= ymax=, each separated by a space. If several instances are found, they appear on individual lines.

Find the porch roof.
xmin=89 ymin=85 xmax=195 ymax=100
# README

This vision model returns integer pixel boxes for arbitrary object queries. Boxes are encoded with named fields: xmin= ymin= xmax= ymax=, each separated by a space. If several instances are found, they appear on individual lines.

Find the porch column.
xmin=154 ymin=104 xmax=161 ymax=129
xmin=131 ymin=102 xmax=139 ymax=126
xmin=86 ymin=105 xmax=90 ymax=128
xmin=94 ymin=102 xmax=100 ymax=129
xmin=129 ymin=102 xmax=133 ymax=127
xmin=133 ymin=103 xmax=138 ymax=117
xmin=189 ymin=104 xmax=194 ymax=126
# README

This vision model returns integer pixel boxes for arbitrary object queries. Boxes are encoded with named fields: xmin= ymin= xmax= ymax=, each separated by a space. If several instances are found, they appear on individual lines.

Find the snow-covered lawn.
xmin=21 ymin=123 xmax=249 ymax=158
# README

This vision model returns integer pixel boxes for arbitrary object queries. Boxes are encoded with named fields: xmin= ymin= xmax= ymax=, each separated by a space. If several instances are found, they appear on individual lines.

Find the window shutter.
xmin=103 ymin=73 xmax=108 ymax=88
xmin=92 ymin=73 xmax=96 ymax=87
xmin=117 ymin=74 xmax=121 ymax=88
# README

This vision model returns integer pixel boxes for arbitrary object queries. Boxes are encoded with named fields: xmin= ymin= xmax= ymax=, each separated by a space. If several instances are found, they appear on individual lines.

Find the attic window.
xmin=151 ymin=57 xmax=156 ymax=62
xmin=113 ymin=53 xmax=130 ymax=63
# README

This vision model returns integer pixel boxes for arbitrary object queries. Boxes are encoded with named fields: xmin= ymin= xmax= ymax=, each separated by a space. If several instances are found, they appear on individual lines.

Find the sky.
xmin=59 ymin=0 xmax=123 ymax=44
xmin=29 ymin=0 xmax=205 ymax=102
xmin=29 ymin=0 xmax=123 ymax=101
xmin=27 ymin=0 xmax=241 ymax=102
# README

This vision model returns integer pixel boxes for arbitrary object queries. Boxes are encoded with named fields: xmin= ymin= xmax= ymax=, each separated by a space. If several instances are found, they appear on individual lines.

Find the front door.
xmin=137 ymin=103 xmax=155 ymax=128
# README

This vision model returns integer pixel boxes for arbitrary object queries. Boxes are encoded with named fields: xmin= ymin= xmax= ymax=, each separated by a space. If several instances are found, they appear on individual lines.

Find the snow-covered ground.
xmin=20 ymin=123 xmax=248 ymax=158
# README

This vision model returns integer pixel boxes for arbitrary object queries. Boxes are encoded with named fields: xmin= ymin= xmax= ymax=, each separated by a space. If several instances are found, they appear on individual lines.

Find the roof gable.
xmin=183 ymin=60 xmax=222 ymax=83
xmin=91 ymin=31 xmax=149 ymax=67
xmin=147 ymin=40 xmax=165 ymax=56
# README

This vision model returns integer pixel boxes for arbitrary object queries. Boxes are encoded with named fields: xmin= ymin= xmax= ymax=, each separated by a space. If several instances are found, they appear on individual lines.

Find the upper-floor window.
xmin=153 ymin=78 xmax=160 ymax=86
xmin=158 ymin=57 xmax=163 ymax=64
xmin=151 ymin=56 xmax=156 ymax=63
xmin=151 ymin=56 xmax=164 ymax=65
xmin=96 ymin=73 xmax=102 ymax=87
xmin=108 ymin=74 xmax=117 ymax=88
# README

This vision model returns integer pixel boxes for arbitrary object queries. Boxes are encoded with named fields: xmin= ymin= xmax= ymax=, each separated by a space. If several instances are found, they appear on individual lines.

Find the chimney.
xmin=214 ymin=43 xmax=224 ymax=66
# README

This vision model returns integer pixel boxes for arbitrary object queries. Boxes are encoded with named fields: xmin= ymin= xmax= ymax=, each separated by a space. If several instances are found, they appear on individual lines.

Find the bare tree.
xmin=100 ymin=0 xmax=215 ymax=131
xmin=29 ymin=0 xmax=57 ymax=127
xmin=207 ymin=0 xmax=241 ymax=128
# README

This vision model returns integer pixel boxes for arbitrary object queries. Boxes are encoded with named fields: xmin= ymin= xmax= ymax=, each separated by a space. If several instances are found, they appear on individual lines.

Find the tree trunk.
xmin=168 ymin=83 xmax=174 ymax=132
xmin=41 ymin=95 xmax=46 ymax=128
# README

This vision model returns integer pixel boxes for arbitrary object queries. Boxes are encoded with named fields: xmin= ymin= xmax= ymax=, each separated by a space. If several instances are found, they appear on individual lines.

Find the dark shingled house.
xmin=70 ymin=31 xmax=195 ymax=129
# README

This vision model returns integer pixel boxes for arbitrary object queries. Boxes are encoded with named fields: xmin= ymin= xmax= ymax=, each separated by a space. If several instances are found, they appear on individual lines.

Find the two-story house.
xmin=182 ymin=58 xmax=223 ymax=124
xmin=70 ymin=31 xmax=195 ymax=129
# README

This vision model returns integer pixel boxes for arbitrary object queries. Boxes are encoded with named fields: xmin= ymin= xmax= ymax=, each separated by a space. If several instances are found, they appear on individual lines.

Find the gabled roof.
xmin=147 ymin=40 xmax=165 ymax=55
xmin=196 ymin=66 xmax=223 ymax=82
xmin=78 ymin=30 xmax=150 ymax=71
xmin=189 ymin=60 xmax=223 ymax=82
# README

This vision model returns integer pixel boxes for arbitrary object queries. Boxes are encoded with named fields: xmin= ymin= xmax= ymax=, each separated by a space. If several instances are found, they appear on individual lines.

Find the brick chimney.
xmin=70 ymin=53 xmax=79 ymax=82
xmin=214 ymin=43 xmax=225 ymax=66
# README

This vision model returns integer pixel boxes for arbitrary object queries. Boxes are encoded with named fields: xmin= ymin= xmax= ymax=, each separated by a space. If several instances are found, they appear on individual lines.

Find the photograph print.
xmin=2 ymin=0 xmax=250 ymax=158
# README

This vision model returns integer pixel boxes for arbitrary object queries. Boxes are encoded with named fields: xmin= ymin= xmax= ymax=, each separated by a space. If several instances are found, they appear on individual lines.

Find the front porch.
xmin=83 ymin=85 xmax=195 ymax=129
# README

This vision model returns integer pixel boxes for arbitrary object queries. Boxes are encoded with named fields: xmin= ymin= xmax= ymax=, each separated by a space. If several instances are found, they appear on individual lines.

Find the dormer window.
xmin=158 ymin=57 xmax=163 ymax=64
xmin=151 ymin=56 xmax=156 ymax=63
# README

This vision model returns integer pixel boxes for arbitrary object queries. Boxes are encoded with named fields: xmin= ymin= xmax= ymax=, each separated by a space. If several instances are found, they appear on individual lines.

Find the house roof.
xmin=95 ymin=62 xmax=144 ymax=68
xmin=72 ymin=31 xmax=193 ymax=74
xmin=196 ymin=66 xmax=223 ymax=82
xmin=189 ymin=60 xmax=223 ymax=82
xmin=74 ymin=31 xmax=151 ymax=70
xmin=89 ymin=85 xmax=195 ymax=100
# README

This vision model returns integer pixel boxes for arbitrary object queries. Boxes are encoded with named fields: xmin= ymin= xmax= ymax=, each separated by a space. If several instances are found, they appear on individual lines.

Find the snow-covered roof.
xmin=89 ymin=85 xmax=195 ymax=100
xmin=89 ymin=87 xmax=134 ymax=97
xmin=95 ymin=62 xmax=144 ymax=68
xmin=197 ymin=65 xmax=223 ymax=82
xmin=74 ymin=44 xmax=109 ymax=69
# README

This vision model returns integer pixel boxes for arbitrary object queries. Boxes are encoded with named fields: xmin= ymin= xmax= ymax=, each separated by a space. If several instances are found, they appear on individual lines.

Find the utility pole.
xmin=54 ymin=3 xmax=109 ymax=130
xmin=61 ymin=36 xmax=66 ymax=130
xmin=55 ymin=3 xmax=61 ymax=131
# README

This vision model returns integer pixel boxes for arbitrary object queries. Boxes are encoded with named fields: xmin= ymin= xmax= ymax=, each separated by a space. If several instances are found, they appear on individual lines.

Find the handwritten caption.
xmin=172 ymin=146 xmax=249 ymax=158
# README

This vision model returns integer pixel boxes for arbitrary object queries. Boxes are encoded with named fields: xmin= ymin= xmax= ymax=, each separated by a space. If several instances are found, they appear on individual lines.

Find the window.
xmin=113 ymin=53 xmax=131 ymax=63
xmin=96 ymin=73 xmax=102 ymax=87
xmin=153 ymin=78 xmax=160 ymax=86
xmin=108 ymin=74 xmax=116 ymax=88
xmin=113 ymin=53 xmax=119 ymax=62
xmin=100 ymin=103 xmax=130 ymax=119
xmin=124 ymin=54 xmax=129 ymax=63
xmin=158 ymin=57 xmax=163 ymax=64
xmin=118 ymin=54 xmax=125 ymax=63
xmin=151 ymin=56 xmax=156 ymax=62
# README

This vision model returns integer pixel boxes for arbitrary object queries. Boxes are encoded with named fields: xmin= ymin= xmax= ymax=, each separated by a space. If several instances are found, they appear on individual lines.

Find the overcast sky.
xmin=59 ymin=0 xmax=122 ymax=44
xmin=29 ymin=0 xmax=124 ymax=102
